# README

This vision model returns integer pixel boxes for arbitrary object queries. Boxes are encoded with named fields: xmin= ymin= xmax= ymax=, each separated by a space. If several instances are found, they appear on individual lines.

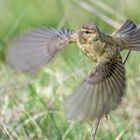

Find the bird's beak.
xmin=69 ymin=30 xmax=80 ymax=42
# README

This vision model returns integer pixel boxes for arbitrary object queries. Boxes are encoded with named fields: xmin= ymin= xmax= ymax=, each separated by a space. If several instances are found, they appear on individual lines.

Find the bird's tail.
xmin=112 ymin=19 xmax=140 ymax=51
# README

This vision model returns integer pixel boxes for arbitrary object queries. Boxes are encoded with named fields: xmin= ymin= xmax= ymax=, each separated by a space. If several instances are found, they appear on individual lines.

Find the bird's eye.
xmin=85 ymin=31 xmax=92 ymax=34
xmin=85 ymin=31 xmax=89 ymax=34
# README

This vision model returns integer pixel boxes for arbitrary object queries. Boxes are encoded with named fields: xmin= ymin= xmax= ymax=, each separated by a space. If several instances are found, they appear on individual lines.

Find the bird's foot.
xmin=105 ymin=114 xmax=108 ymax=120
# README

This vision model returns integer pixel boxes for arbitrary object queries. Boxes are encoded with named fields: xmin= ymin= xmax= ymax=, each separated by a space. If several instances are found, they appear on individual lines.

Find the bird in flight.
xmin=6 ymin=19 xmax=140 ymax=121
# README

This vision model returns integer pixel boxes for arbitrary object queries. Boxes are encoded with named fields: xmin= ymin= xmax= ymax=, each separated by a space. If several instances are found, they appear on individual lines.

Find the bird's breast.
xmin=77 ymin=39 xmax=106 ymax=61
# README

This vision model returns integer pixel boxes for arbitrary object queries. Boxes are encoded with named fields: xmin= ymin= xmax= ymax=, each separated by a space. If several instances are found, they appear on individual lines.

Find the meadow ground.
xmin=0 ymin=0 xmax=139 ymax=139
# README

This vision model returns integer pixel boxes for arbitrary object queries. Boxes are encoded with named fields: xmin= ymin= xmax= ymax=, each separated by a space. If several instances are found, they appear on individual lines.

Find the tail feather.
xmin=115 ymin=19 xmax=137 ymax=34
xmin=112 ymin=19 xmax=140 ymax=51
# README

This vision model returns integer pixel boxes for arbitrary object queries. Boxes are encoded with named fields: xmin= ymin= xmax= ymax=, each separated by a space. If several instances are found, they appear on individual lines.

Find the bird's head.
xmin=78 ymin=22 xmax=101 ymax=44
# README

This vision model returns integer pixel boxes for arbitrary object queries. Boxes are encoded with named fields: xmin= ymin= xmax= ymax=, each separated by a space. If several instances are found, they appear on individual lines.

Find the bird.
xmin=6 ymin=19 xmax=140 ymax=121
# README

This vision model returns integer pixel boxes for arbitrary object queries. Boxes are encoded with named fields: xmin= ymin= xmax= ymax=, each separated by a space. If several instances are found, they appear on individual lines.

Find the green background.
xmin=0 ymin=0 xmax=139 ymax=139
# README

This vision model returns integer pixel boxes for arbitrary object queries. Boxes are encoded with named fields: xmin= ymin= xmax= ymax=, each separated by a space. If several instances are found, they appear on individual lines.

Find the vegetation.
xmin=0 ymin=0 xmax=139 ymax=139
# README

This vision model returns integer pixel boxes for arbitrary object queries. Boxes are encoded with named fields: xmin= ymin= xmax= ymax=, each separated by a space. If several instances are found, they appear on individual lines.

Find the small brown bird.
xmin=7 ymin=19 xmax=140 ymax=121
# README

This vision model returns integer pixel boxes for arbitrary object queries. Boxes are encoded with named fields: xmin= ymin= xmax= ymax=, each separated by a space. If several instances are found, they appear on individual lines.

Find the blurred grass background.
xmin=0 ymin=0 xmax=140 ymax=139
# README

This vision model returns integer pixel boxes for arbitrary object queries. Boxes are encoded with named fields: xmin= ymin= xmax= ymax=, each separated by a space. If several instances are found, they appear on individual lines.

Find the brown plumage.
xmin=6 ymin=19 xmax=140 ymax=121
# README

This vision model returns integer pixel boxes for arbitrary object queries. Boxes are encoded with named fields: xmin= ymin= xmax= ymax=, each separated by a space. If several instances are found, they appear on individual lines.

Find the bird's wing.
xmin=6 ymin=28 xmax=73 ymax=72
xmin=64 ymin=55 xmax=125 ymax=121
xmin=112 ymin=19 xmax=140 ymax=51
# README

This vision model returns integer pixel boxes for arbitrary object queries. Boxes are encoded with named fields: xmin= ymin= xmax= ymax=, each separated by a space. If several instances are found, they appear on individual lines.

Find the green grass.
xmin=0 ymin=0 xmax=140 ymax=139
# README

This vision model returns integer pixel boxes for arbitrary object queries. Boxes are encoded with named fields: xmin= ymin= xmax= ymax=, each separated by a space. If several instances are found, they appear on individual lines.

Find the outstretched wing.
xmin=6 ymin=28 xmax=73 ymax=72
xmin=112 ymin=19 xmax=140 ymax=51
xmin=64 ymin=56 xmax=125 ymax=121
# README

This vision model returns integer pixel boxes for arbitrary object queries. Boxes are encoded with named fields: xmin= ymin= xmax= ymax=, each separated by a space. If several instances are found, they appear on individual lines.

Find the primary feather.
xmin=7 ymin=28 xmax=72 ymax=72
xmin=65 ymin=56 xmax=125 ymax=121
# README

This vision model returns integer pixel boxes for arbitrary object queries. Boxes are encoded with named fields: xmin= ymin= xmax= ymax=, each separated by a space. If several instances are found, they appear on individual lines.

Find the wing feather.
xmin=7 ymin=28 xmax=73 ymax=72
xmin=64 ymin=56 xmax=125 ymax=121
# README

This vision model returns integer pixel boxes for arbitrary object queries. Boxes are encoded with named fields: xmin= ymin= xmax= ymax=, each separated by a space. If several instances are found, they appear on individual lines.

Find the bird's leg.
xmin=90 ymin=115 xmax=101 ymax=140
xmin=123 ymin=50 xmax=131 ymax=64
